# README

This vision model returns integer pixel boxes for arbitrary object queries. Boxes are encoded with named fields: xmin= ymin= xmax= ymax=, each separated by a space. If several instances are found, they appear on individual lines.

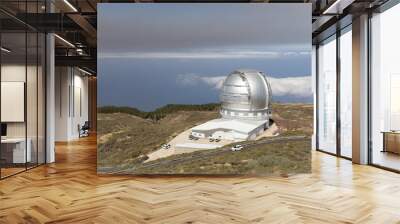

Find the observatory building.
xmin=191 ymin=69 xmax=272 ymax=141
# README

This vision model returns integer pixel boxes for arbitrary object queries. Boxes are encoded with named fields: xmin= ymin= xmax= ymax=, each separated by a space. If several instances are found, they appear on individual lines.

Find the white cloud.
xmin=176 ymin=74 xmax=225 ymax=89
xmin=176 ymin=74 xmax=312 ymax=98
xmin=268 ymin=76 xmax=312 ymax=97
xmin=99 ymin=50 xmax=309 ymax=59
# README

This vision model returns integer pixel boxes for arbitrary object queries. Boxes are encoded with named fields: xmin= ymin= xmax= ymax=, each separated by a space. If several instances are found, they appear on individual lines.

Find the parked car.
xmin=209 ymin=137 xmax=215 ymax=142
xmin=162 ymin=144 xmax=171 ymax=149
xmin=231 ymin=145 xmax=244 ymax=151
xmin=189 ymin=135 xmax=199 ymax=140
xmin=215 ymin=138 xmax=221 ymax=142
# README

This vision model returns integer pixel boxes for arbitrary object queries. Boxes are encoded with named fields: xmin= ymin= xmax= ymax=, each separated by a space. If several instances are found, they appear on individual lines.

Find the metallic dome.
xmin=219 ymin=69 xmax=272 ymax=121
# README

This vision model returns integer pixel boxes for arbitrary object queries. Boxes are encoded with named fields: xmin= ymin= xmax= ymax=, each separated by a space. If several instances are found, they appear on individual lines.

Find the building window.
xmin=340 ymin=26 xmax=352 ymax=158
xmin=0 ymin=3 xmax=47 ymax=179
xmin=317 ymin=34 xmax=337 ymax=154
xmin=370 ymin=4 xmax=400 ymax=171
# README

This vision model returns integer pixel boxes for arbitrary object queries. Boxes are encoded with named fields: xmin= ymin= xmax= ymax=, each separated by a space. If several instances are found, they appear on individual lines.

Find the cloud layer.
xmin=99 ymin=50 xmax=310 ymax=59
xmin=176 ymin=74 xmax=312 ymax=98
xmin=98 ymin=4 xmax=311 ymax=53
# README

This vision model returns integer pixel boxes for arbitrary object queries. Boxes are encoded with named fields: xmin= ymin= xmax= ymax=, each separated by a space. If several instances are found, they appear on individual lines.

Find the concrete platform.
xmin=175 ymin=143 xmax=222 ymax=149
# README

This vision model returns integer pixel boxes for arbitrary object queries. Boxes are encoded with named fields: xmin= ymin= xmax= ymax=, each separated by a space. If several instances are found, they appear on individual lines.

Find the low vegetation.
xmin=271 ymin=103 xmax=313 ymax=136
xmin=97 ymin=110 xmax=219 ymax=169
xmin=98 ymin=103 xmax=220 ymax=121
xmin=97 ymin=103 xmax=313 ymax=175
xmin=128 ymin=139 xmax=310 ymax=175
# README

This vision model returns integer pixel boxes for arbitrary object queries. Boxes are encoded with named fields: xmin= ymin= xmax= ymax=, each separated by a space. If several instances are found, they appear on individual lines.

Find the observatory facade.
xmin=191 ymin=70 xmax=272 ymax=141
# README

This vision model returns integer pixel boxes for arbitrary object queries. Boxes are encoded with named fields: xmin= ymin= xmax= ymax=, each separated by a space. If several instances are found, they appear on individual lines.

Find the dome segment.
xmin=220 ymin=70 xmax=272 ymax=121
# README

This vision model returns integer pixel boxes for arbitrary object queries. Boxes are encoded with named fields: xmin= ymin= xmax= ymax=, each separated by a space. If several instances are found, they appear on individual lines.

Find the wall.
xmin=1 ymin=62 xmax=46 ymax=167
xmin=55 ymin=67 xmax=69 ymax=141
xmin=1 ymin=64 xmax=40 ymax=139
xmin=1 ymin=65 xmax=25 ymax=138
xmin=55 ymin=67 xmax=89 ymax=141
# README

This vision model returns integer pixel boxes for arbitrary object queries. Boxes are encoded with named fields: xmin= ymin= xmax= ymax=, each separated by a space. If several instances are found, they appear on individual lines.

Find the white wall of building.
xmin=55 ymin=67 xmax=89 ymax=141
xmin=211 ymin=131 xmax=234 ymax=141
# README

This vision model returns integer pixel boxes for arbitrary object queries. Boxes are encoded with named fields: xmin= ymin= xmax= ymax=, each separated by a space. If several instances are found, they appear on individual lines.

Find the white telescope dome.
xmin=219 ymin=69 xmax=272 ymax=121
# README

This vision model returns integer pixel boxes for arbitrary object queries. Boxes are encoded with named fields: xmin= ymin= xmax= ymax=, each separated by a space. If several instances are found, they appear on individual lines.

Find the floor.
xmin=0 ymin=167 xmax=25 ymax=178
xmin=372 ymin=150 xmax=400 ymax=171
xmin=1 ymin=163 xmax=43 ymax=179
xmin=1 ymin=136 xmax=400 ymax=223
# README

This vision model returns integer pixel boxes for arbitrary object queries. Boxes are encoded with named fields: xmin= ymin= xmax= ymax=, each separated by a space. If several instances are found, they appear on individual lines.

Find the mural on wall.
xmin=97 ymin=3 xmax=313 ymax=175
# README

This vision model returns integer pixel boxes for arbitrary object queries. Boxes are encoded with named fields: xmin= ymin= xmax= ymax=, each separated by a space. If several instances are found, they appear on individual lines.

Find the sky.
xmin=98 ymin=3 xmax=312 ymax=111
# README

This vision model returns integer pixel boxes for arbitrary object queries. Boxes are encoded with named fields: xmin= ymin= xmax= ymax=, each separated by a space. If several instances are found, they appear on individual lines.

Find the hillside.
xmin=98 ymin=103 xmax=220 ymax=121
xmin=97 ymin=103 xmax=313 ymax=175
xmin=98 ymin=110 xmax=220 ymax=169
